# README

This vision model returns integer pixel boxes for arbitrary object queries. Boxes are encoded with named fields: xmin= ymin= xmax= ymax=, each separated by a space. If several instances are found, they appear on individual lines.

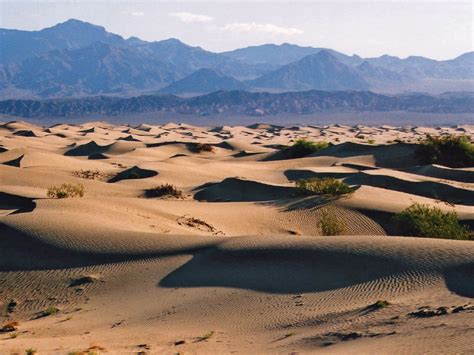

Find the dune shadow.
xmin=193 ymin=177 xmax=294 ymax=202
xmin=258 ymin=195 xmax=338 ymax=212
xmin=0 ymin=192 xmax=37 ymax=214
xmin=108 ymin=166 xmax=158 ymax=183
xmin=443 ymin=263 xmax=474 ymax=298
xmin=345 ymin=173 xmax=474 ymax=205
xmin=159 ymin=246 xmax=406 ymax=294
xmin=284 ymin=169 xmax=355 ymax=182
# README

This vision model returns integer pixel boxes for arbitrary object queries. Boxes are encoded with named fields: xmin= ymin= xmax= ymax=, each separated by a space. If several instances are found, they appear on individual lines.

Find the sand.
xmin=0 ymin=121 xmax=473 ymax=354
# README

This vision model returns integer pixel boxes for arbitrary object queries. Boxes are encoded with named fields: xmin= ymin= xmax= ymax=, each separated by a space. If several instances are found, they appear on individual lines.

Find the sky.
xmin=0 ymin=1 xmax=472 ymax=60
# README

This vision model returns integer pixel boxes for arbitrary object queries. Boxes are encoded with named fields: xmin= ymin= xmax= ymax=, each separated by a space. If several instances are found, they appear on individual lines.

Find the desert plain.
xmin=0 ymin=120 xmax=473 ymax=354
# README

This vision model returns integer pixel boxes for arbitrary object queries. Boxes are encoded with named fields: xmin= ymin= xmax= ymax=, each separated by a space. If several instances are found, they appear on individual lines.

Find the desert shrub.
xmin=0 ymin=321 xmax=18 ymax=333
xmin=296 ymin=177 xmax=353 ymax=197
xmin=367 ymin=139 xmax=375 ymax=144
xmin=47 ymin=183 xmax=85 ymax=199
xmin=72 ymin=169 xmax=112 ymax=180
xmin=416 ymin=134 xmax=474 ymax=168
xmin=283 ymin=139 xmax=330 ymax=159
xmin=36 ymin=306 xmax=59 ymax=319
xmin=392 ymin=203 xmax=469 ymax=240
xmin=145 ymin=184 xmax=184 ymax=198
xmin=318 ymin=209 xmax=346 ymax=236
xmin=193 ymin=143 xmax=214 ymax=153
xmin=372 ymin=300 xmax=390 ymax=309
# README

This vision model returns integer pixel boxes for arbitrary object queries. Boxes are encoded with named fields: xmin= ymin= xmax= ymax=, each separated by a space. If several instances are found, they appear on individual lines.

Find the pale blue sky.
xmin=0 ymin=1 xmax=472 ymax=59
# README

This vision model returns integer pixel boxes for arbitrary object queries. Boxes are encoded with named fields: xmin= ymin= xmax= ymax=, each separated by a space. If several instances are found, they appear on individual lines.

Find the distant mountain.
xmin=1 ymin=90 xmax=472 ymax=119
xmin=0 ymin=19 xmax=124 ymax=64
xmin=249 ymin=50 xmax=369 ymax=91
xmin=138 ymin=39 xmax=265 ymax=80
xmin=355 ymin=61 xmax=404 ymax=87
xmin=160 ymin=68 xmax=246 ymax=94
xmin=222 ymin=43 xmax=363 ymax=67
xmin=0 ymin=19 xmax=473 ymax=98
xmin=0 ymin=42 xmax=178 ymax=97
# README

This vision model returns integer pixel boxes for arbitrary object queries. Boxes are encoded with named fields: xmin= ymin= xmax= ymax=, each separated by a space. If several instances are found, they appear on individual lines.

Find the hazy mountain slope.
xmin=0 ymin=19 xmax=124 ymax=64
xmin=0 ymin=42 xmax=178 ymax=97
xmin=160 ymin=68 xmax=246 ymax=94
xmin=249 ymin=50 xmax=369 ymax=91
xmin=222 ymin=43 xmax=363 ymax=67
xmin=135 ymin=39 xmax=267 ymax=80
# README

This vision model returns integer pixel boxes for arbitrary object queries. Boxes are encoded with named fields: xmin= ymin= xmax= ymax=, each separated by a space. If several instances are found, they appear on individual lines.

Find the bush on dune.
xmin=416 ymin=134 xmax=474 ymax=168
xmin=392 ymin=203 xmax=470 ymax=240
xmin=192 ymin=143 xmax=215 ymax=153
xmin=47 ymin=183 xmax=85 ymax=199
xmin=296 ymin=177 xmax=353 ymax=197
xmin=318 ymin=208 xmax=346 ymax=236
xmin=145 ymin=183 xmax=184 ymax=198
xmin=283 ymin=139 xmax=330 ymax=159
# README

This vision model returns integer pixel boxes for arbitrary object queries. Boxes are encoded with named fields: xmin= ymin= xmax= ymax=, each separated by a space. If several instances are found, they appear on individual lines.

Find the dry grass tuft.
xmin=47 ymin=183 xmax=85 ymax=198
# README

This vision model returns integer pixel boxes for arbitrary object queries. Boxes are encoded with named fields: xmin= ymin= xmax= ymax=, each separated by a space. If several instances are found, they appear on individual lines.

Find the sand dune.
xmin=0 ymin=121 xmax=473 ymax=354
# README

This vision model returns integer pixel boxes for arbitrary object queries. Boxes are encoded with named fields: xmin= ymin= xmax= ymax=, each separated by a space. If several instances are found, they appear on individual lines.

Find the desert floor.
xmin=0 ymin=121 xmax=473 ymax=354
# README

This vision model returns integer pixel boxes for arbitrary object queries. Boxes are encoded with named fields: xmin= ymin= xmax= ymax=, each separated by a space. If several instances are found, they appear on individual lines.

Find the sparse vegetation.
xmin=0 ymin=321 xmax=18 ymax=333
xmin=7 ymin=300 xmax=17 ymax=313
xmin=318 ymin=208 xmax=346 ymax=236
xmin=145 ymin=184 xmax=184 ymax=199
xmin=193 ymin=143 xmax=215 ymax=153
xmin=36 ymin=306 xmax=60 ymax=318
xmin=47 ymin=183 xmax=85 ymax=199
xmin=295 ymin=177 xmax=353 ymax=197
xmin=195 ymin=331 xmax=214 ymax=342
xmin=9 ymin=332 xmax=19 ymax=339
xmin=367 ymin=139 xmax=375 ymax=144
xmin=72 ymin=169 xmax=113 ymax=181
xmin=372 ymin=300 xmax=390 ymax=309
xmin=392 ymin=203 xmax=470 ymax=240
xmin=283 ymin=139 xmax=330 ymax=159
xmin=69 ymin=275 xmax=98 ymax=287
xmin=26 ymin=349 xmax=37 ymax=355
xmin=416 ymin=134 xmax=474 ymax=168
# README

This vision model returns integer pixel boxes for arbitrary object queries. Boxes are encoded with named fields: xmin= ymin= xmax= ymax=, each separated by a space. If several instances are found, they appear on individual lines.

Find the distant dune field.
xmin=0 ymin=121 xmax=473 ymax=354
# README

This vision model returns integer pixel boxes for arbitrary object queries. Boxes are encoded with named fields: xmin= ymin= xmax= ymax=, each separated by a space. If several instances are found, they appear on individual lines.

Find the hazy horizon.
xmin=0 ymin=0 xmax=472 ymax=60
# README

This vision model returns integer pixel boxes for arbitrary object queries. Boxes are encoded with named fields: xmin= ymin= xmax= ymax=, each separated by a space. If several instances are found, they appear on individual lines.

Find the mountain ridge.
xmin=0 ymin=19 xmax=473 ymax=99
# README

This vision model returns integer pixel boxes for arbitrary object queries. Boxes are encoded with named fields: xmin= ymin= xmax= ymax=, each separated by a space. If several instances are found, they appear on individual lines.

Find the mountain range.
xmin=0 ymin=19 xmax=473 ymax=99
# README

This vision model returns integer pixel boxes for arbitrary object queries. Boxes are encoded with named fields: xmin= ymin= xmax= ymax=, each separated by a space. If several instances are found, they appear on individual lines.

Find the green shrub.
xmin=416 ymin=135 xmax=474 ymax=168
xmin=296 ymin=178 xmax=353 ymax=197
xmin=392 ymin=203 xmax=469 ymax=240
xmin=145 ymin=184 xmax=184 ymax=198
xmin=367 ymin=139 xmax=375 ymax=144
xmin=318 ymin=209 xmax=346 ymax=236
xmin=283 ymin=139 xmax=329 ymax=159
xmin=47 ymin=183 xmax=85 ymax=199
